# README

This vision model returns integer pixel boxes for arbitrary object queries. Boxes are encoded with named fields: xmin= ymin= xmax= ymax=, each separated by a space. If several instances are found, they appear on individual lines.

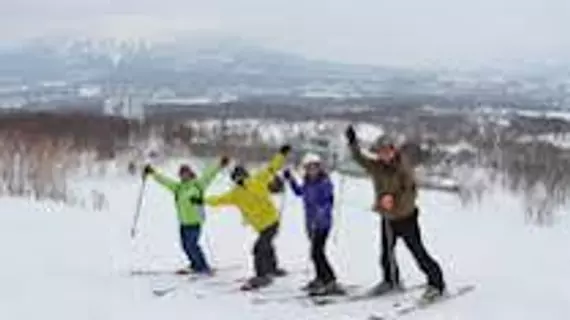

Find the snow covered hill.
xmin=1 ymin=158 xmax=569 ymax=319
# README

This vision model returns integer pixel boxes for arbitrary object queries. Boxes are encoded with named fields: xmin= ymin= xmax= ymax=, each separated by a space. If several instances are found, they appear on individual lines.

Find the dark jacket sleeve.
xmin=287 ymin=176 xmax=304 ymax=196
xmin=348 ymin=142 xmax=376 ymax=173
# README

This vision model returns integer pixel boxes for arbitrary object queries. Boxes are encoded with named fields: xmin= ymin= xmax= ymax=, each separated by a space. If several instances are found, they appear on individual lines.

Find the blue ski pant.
xmin=180 ymin=225 xmax=210 ymax=272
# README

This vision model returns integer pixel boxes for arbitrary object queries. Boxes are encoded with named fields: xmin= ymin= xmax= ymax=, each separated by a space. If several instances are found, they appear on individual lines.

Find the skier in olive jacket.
xmin=345 ymin=125 xmax=446 ymax=302
xmin=143 ymin=156 xmax=229 ymax=274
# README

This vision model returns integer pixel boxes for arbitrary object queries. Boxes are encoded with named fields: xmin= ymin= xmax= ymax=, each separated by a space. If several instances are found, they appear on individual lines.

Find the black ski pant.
xmin=310 ymin=228 xmax=336 ymax=284
xmin=381 ymin=208 xmax=445 ymax=291
xmin=253 ymin=223 xmax=279 ymax=277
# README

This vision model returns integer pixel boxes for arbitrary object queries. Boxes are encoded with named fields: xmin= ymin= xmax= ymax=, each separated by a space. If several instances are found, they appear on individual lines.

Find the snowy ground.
xmin=1 ymin=158 xmax=570 ymax=319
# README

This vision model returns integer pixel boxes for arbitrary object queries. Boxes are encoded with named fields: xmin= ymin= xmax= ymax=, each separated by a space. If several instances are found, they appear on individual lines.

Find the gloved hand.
xmin=345 ymin=125 xmax=357 ymax=145
xmin=376 ymin=193 xmax=395 ymax=212
xmin=283 ymin=169 xmax=292 ymax=180
xmin=220 ymin=155 xmax=230 ymax=167
xmin=279 ymin=144 xmax=292 ymax=155
xmin=142 ymin=164 xmax=154 ymax=178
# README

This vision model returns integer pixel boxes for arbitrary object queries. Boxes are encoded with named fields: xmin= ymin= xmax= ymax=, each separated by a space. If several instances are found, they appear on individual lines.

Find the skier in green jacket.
xmin=143 ymin=156 xmax=229 ymax=274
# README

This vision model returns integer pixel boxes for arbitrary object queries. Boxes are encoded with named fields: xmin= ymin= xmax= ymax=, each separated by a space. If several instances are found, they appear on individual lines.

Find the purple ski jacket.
xmin=287 ymin=172 xmax=334 ymax=234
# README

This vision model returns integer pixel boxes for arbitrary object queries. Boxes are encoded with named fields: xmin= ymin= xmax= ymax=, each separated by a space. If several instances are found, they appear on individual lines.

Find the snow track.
xmin=1 ymin=161 xmax=569 ymax=319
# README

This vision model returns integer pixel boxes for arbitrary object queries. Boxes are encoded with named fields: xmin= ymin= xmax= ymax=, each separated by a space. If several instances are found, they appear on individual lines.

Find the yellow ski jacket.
xmin=205 ymin=153 xmax=286 ymax=232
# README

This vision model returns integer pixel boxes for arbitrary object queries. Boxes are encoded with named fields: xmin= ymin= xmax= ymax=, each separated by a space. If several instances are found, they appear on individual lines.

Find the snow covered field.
xmin=1 ymin=158 xmax=570 ymax=319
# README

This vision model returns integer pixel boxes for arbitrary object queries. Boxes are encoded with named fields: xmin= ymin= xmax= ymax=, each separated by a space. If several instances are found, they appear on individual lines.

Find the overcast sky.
xmin=1 ymin=0 xmax=569 ymax=68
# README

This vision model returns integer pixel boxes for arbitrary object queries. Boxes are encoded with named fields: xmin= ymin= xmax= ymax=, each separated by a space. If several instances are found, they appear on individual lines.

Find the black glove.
xmin=189 ymin=196 xmax=204 ymax=205
xmin=142 ymin=164 xmax=154 ymax=178
xmin=345 ymin=125 xmax=357 ymax=145
xmin=220 ymin=155 xmax=230 ymax=167
xmin=283 ymin=169 xmax=292 ymax=180
xmin=279 ymin=144 xmax=292 ymax=155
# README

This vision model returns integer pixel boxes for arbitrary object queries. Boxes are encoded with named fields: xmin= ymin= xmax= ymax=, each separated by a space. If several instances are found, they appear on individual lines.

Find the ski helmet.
xmin=231 ymin=165 xmax=249 ymax=183
xmin=371 ymin=135 xmax=396 ymax=151
xmin=178 ymin=164 xmax=196 ymax=179
xmin=301 ymin=153 xmax=322 ymax=167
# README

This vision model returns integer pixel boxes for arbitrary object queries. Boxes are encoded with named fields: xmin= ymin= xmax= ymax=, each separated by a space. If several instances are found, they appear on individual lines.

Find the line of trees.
xmin=1 ymin=108 xmax=569 ymax=225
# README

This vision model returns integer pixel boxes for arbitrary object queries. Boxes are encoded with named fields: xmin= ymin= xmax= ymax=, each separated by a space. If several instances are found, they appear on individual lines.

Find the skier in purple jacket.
xmin=283 ymin=153 xmax=342 ymax=296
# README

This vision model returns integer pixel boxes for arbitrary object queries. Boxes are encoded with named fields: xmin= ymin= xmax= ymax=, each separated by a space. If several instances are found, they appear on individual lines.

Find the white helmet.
xmin=301 ymin=153 xmax=322 ymax=166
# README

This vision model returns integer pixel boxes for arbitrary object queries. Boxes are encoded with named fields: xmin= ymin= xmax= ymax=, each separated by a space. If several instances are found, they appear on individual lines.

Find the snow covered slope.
xmin=1 ymin=159 xmax=569 ymax=319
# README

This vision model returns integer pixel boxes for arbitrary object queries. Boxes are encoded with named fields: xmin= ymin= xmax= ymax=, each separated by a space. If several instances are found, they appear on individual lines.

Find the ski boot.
xmin=309 ymin=280 xmax=346 ymax=297
xmin=367 ymin=281 xmax=403 ymax=297
xmin=192 ymin=268 xmax=215 ymax=278
xmin=240 ymin=275 xmax=273 ymax=291
xmin=419 ymin=285 xmax=445 ymax=304
xmin=270 ymin=268 xmax=288 ymax=278
xmin=301 ymin=279 xmax=323 ymax=291
xmin=176 ymin=264 xmax=214 ymax=277
xmin=175 ymin=266 xmax=193 ymax=275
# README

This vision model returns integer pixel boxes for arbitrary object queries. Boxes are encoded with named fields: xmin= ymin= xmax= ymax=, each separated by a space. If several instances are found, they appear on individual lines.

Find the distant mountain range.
xmin=0 ymin=35 xmax=567 ymax=104
xmin=0 ymin=36 xmax=429 ymax=88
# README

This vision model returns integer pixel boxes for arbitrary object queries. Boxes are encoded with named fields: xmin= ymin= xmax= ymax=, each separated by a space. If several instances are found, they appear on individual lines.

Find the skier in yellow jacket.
xmin=205 ymin=145 xmax=291 ymax=291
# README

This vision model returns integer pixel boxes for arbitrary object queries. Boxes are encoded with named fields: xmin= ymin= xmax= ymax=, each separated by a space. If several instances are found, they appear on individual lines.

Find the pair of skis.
xmin=131 ymin=265 xmax=303 ymax=298
xmin=130 ymin=264 xmax=245 ymax=297
xmin=307 ymin=283 xmax=475 ymax=320
xmin=368 ymin=284 xmax=475 ymax=320
xmin=251 ymin=282 xmax=425 ymax=305
xmin=252 ymin=281 xmax=475 ymax=320
xmin=132 ymin=266 xmax=475 ymax=319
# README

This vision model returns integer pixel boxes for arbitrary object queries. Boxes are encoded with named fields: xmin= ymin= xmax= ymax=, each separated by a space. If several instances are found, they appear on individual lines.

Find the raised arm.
xmin=196 ymin=156 xmax=228 ymax=189
xmin=345 ymin=126 xmax=375 ymax=172
xmin=143 ymin=165 xmax=178 ymax=192
xmin=283 ymin=169 xmax=303 ymax=196
xmin=253 ymin=145 xmax=290 ymax=184
xmin=204 ymin=189 xmax=237 ymax=207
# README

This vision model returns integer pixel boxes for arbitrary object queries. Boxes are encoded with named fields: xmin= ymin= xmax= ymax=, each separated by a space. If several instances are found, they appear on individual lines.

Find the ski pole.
xmin=130 ymin=177 xmax=147 ymax=239
xmin=305 ymin=231 xmax=312 ymax=279
xmin=203 ymin=222 xmax=216 ymax=267
xmin=332 ymin=172 xmax=346 ymax=245
xmin=278 ymin=180 xmax=288 ymax=216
